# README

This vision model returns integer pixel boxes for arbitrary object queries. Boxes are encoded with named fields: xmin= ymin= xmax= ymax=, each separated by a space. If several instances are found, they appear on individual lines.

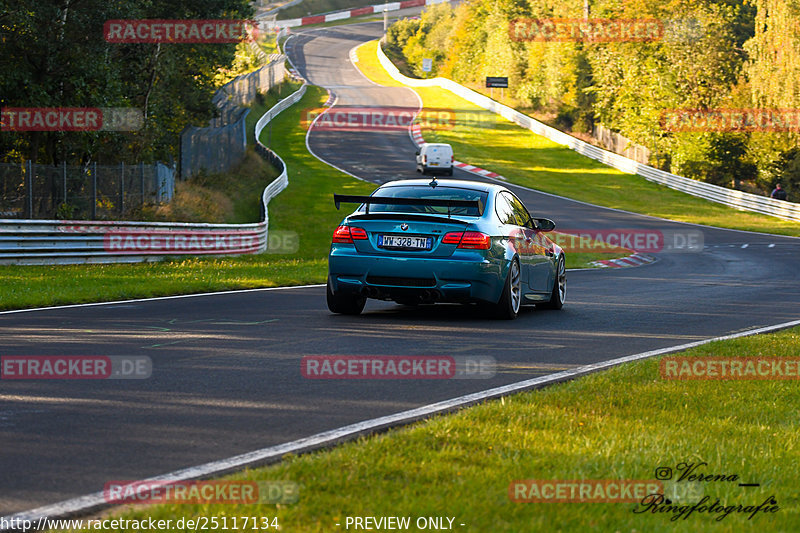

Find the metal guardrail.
xmin=0 ymin=80 xmax=308 ymax=265
xmin=376 ymin=42 xmax=800 ymax=223
xmin=255 ymin=81 xmax=308 ymax=234
xmin=0 ymin=219 xmax=266 ymax=265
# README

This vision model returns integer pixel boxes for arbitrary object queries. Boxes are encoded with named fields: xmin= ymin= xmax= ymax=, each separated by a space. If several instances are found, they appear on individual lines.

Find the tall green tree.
xmin=0 ymin=0 xmax=253 ymax=165
xmin=744 ymin=0 xmax=800 ymax=196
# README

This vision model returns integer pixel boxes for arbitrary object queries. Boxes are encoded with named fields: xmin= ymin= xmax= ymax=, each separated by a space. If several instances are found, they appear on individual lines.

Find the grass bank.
xmin=54 ymin=326 xmax=800 ymax=532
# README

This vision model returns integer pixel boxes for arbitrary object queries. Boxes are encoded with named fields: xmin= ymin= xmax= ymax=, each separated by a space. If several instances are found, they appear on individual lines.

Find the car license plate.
xmin=430 ymin=162 xmax=439 ymax=166
xmin=378 ymin=234 xmax=432 ymax=250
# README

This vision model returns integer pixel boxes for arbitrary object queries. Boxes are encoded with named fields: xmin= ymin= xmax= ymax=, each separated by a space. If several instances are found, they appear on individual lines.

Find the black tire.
xmin=541 ymin=255 xmax=566 ymax=310
xmin=326 ymin=276 xmax=366 ymax=315
xmin=447 ymin=167 xmax=454 ymax=176
xmin=490 ymin=259 xmax=521 ymax=320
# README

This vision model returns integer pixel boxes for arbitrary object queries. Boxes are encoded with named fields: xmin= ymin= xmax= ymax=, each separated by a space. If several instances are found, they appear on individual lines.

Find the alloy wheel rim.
xmin=510 ymin=261 xmax=521 ymax=313
xmin=558 ymin=258 xmax=566 ymax=303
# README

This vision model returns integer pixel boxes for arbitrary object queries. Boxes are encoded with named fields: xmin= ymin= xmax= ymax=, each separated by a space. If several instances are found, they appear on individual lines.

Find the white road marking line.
xmin=0 ymin=285 xmax=326 ymax=316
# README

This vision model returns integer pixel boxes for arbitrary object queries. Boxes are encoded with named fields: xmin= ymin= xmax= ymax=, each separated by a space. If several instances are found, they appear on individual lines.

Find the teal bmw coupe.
xmin=327 ymin=179 xmax=566 ymax=319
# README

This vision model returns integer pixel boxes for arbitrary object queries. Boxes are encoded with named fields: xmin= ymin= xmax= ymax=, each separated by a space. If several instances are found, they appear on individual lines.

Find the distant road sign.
xmin=422 ymin=58 xmax=432 ymax=72
xmin=486 ymin=76 xmax=508 ymax=88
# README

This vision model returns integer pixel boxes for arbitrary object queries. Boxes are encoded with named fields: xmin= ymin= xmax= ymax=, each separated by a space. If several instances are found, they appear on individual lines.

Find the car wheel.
xmin=326 ymin=276 xmax=366 ymax=315
xmin=447 ymin=168 xmax=453 ymax=176
xmin=492 ymin=259 xmax=521 ymax=319
xmin=541 ymin=255 xmax=566 ymax=310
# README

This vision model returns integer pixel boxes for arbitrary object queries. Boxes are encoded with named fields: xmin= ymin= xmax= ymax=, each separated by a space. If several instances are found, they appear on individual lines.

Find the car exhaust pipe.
xmin=419 ymin=290 xmax=441 ymax=304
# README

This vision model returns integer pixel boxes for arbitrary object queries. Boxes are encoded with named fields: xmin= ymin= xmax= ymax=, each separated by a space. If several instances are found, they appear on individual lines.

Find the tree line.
xmin=387 ymin=0 xmax=800 ymax=199
xmin=0 ymin=0 xmax=254 ymax=167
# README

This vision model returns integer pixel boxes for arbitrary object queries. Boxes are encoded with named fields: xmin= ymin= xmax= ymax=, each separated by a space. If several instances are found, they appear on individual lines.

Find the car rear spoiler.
xmin=333 ymin=194 xmax=483 ymax=218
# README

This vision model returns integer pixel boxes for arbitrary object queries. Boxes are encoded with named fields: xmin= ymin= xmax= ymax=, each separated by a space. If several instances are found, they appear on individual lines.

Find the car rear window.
xmin=367 ymin=185 xmax=487 ymax=216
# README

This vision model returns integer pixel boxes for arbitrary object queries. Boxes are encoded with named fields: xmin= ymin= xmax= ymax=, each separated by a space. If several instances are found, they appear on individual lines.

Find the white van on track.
xmin=415 ymin=143 xmax=454 ymax=176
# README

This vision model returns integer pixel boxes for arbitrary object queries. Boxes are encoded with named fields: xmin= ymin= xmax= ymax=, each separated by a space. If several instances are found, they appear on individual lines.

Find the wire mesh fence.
xmin=0 ymin=161 xmax=175 ymax=220
xmin=181 ymin=57 xmax=286 ymax=179
xmin=180 ymin=109 xmax=249 ymax=179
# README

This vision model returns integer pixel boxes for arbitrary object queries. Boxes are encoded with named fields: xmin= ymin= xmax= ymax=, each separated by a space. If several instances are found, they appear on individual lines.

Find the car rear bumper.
xmin=329 ymin=248 xmax=506 ymax=303
xmin=421 ymin=165 xmax=453 ymax=175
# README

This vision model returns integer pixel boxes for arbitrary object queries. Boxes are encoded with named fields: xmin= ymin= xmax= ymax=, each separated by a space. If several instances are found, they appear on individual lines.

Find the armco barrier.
xmin=0 ymin=79 xmax=308 ymax=265
xmin=375 ymin=42 xmax=800 ymax=223
xmin=254 ymin=77 xmax=308 ymax=232
xmin=0 ymin=220 xmax=266 ymax=265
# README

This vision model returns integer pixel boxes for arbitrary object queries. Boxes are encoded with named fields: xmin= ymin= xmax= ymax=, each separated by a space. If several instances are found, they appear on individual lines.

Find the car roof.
xmin=377 ymin=179 xmax=500 ymax=194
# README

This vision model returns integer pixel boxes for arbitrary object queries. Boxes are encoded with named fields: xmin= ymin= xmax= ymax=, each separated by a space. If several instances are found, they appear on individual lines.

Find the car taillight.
xmin=332 ymin=225 xmax=367 ymax=243
xmin=442 ymin=231 xmax=491 ymax=249
xmin=451 ymin=155 xmax=454 ymax=162
xmin=442 ymin=231 xmax=463 ymax=244
xmin=459 ymin=231 xmax=491 ymax=249
xmin=350 ymin=227 xmax=367 ymax=239
xmin=423 ymin=155 xmax=427 ymax=164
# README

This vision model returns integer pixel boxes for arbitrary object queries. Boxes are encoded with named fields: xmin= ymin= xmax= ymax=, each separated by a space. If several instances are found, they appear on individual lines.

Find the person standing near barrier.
xmin=770 ymin=183 xmax=788 ymax=201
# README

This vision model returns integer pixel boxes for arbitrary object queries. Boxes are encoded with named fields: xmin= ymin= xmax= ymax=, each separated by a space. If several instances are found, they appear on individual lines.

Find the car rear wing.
xmin=333 ymin=194 xmax=483 ymax=218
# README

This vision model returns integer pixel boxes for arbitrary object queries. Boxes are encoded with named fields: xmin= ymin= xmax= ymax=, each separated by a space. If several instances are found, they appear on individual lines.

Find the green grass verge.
xmin=54 ymin=327 xmax=800 ymax=532
xmin=356 ymin=41 xmax=800 ymax=238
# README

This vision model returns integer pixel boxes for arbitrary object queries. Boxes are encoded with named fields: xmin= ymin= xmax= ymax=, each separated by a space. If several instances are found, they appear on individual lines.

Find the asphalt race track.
xmin=2 ymin=22 xmax=800 ymax=517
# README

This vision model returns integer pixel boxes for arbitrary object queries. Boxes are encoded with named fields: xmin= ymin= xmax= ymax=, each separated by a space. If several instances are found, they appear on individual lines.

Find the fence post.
xmin=25 ymin=160 xmax=33 ymax=218
xmin=91 ymin=162 xmax=97 ymax=220
xmin=62 ymin=160 xmax=67 ymax=205
xmin=140 ymin=162 xmax=145 ymax=207
xmin=120 ymin=161 xmax=125 ymax=215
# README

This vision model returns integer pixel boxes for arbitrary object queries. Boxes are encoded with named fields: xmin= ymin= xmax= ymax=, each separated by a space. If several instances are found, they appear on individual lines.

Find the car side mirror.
xmin=415 ymin=151 xmax=420 ymax=156
xmin=535 ymin=218 xmax=556 ymax=232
